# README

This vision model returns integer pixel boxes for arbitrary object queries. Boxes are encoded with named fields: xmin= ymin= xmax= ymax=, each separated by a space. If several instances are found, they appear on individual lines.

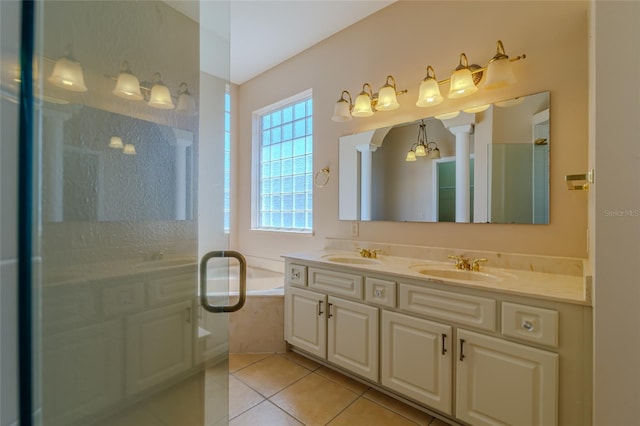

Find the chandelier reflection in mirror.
xmin=332 ymin=40 xmax=526 ymax=122
xmin=405 ymin=119 xmax=440 ymax=162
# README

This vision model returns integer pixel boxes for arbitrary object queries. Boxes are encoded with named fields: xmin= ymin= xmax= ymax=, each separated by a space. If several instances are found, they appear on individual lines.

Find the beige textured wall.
xmin=236 ymin=1 xmax=589 ymax=261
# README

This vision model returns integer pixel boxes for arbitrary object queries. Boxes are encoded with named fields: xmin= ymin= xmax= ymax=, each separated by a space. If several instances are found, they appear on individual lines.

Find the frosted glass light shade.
xmin=416 ymin=78 xmax=444 ymax=107
xmin=148 ymin=82 xmax=174 ymax=109
xmin=483 ymin=57 xmax=516 ymax=89
xmin=109 ymin=136 xmax=123 ymax=149
xmin=352 ymin=92 xmax=374 ymax=117
xmin=123 ymin=144 xmax=137 ymax=155
xmin=113 ymin=71 xmax=143 ymax=101
xmin=429 ymin=147 xmax=441 ymax=159
xmin=448 ymin=67 xmax=478 ymax=98
xmin=331 ymin=99 xmax=352 ymax=122
xmin=415 ymin=144 xmax=427 ymax=157
xmin=405 ymin=150 xmax=417 ymax=162
xmin=48 ymin=57 xmax=87 ymax=92
xmin=176 ymin=92 xmax=197 ymax=114
xmin=375 ymin=85 xmax=399 ymax=111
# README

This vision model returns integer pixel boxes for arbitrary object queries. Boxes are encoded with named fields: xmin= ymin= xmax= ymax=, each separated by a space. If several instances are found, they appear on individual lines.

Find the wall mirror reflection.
xmin=42 ymin=105 xmax=195 ymax=222
xmin=339 ymin=91 xmax=550 ymax=224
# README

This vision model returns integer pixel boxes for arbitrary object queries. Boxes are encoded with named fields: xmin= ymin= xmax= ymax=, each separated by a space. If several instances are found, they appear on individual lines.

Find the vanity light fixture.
xmin=416 ymin=40 xmax=526 ymax=107
xmin=108 ymin=136 xmax=124 ymax=149
xmin=112 ymin=61 xmax=143 ymax=101
xmin=176 ymin=82 xmax=196 ymax=115
xmin=123 ymin=143 xmax=137 ymax=155
xmin=331 ymin=75 xmax=407 ymax=121
xmin=148 ymin=72 xmax=175 ymax=109
xmin=434 ymin=110 xmax=460 ymax=120
xmin=405 ymin=119 xmax=441 ymax=162
xmin=47 ymin=46 xmax=88 ymax=92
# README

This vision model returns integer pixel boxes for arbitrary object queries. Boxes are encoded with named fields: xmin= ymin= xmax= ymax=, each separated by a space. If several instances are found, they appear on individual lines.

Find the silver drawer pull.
xmin=374 ymin=288 xmax=384 ymax=297
xmin=292 ymin=271 xmax=300 ymax=280
xmin=522 ymin=320 xmax=535 ymax=332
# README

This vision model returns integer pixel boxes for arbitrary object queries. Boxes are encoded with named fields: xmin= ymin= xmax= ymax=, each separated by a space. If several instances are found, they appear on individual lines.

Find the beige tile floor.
xmin=229 ymin=352 xmax=451 ymax=426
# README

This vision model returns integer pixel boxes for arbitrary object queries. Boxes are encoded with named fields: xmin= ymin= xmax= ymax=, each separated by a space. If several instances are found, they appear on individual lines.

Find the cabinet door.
xmin=286 ymin=286 xmax=327 ymax=358
xmin=327 ymin=296 xmax=379 ymax=381
xmin=381 ymin=310 xmax=452 ymax=414
xmin=42 ymin=320 xmax=123 ymax=425
xmin=125 ymin=300 xmax=194 ymax=395
xmin=456 ymin=329 xmax=558 ymax=426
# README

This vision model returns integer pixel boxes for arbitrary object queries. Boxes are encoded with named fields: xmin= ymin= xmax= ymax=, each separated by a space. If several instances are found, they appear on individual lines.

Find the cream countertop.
xmin=283 ymin=249 xmax=591 ymax=306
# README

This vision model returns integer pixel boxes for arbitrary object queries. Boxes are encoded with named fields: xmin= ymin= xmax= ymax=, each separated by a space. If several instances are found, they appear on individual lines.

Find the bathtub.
xmin=206 ymin=266 xmax=286 ymax=353
xmin=206 ymin=266 xmax=284 ymax=296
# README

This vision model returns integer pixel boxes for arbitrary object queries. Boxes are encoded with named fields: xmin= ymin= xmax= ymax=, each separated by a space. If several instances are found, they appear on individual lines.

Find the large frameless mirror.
xmin=339 ymin=91 xmax=550 ymax=224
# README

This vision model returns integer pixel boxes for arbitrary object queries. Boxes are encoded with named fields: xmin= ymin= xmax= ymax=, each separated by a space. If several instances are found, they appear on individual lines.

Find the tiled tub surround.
xmin=283 ymin=242 xmax=592 ymax=426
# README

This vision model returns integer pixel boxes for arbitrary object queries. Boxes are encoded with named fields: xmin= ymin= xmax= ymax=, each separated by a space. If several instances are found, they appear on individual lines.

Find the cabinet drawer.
xmin=365 ymin=277 xmax=396 ymax=308
xmin=399 ymin=283 xmax=496 ymax=332
xmin=147 ymin=273 xmax=196 ymax=305
xmin=103 ymin=282 xmax=145 ymax=316
xmin=309 ymin=268 xmax=363 ymax=299
xmin=287 ymin=263 xmax=307 ymax=287
xmin=502 ymin=302 xmax=559 ymax=348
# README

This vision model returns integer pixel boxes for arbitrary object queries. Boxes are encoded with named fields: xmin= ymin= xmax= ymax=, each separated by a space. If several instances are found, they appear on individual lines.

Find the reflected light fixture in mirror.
xmin=176 ymin=82 xmax=197 ymax=115
xmin=148 ymin=72 xmax=175 ymax=109
xmin=112 ymin=61 xmax=143 ymax=100
xmin=109 ymin=136 xmax=124 ymax=149
xmin=434 ymin=110 xmax=460 ymax=120
xmin=47 ymin=46 xmax=88 ymax=92
xmin=405 ymin=119 xmax=440 ymax=162
xmin=462 ymin=104 xmax=491 ymax=113
xmin=123 ymin=143 xmax=137 ymax=155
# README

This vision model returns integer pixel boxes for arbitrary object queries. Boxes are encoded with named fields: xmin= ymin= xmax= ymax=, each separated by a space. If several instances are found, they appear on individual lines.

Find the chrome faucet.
xmin=448 ymin=255 xmax=488 ymax=271
xmin=358 ymin=248 xmax=381 ymax=259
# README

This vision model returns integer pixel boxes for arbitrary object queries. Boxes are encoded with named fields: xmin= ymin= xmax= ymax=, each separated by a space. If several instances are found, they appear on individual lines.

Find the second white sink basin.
xmin=410 ymin=265 xmax=517 ymax=283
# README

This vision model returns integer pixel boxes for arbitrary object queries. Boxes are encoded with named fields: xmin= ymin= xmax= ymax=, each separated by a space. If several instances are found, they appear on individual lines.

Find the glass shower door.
xmin=28 ymin=1 xmax=231 ymax=425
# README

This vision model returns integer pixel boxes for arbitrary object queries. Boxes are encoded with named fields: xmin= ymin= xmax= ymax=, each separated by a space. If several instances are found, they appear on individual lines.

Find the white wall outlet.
xmin=350 ymin=221 xmax=359 ymax=237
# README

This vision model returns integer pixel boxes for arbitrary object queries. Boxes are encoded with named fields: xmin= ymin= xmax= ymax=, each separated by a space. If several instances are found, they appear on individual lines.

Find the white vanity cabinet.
xmin=456 ymin=329 xmax=558 ymax=426
xmin=42 ymin=267 xmax=198 ymax=424
xmin=381 ymin=310 xmax=452 ymax=414
xmin=285 ymin=267 xmax=379 ymax=381
xmin=284 ymin=256 xmax=591 ymax=426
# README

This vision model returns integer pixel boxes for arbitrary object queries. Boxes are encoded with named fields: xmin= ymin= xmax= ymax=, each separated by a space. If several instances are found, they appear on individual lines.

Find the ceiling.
xmin=165 ymin=0 xmax=395 ymax=85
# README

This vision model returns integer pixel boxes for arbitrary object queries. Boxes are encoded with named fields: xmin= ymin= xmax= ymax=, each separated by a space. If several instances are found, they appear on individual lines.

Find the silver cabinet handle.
xmin=328 ymin=302 xmax=333 ymax=318
xmin=318 ymin=300 xmax=323 ymax=316
xmin=459 ymin=338 xmax=466 ymax=361
xmin=199 ymin=250 xmax=246 ymax=313
xmin=522 ymin=320 xmax=535 ymax=332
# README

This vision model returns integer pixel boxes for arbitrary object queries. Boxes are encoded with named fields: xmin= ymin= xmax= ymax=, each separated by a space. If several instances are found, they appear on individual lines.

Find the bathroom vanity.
xmin=283 ymin=246 xmax=591 ymax=426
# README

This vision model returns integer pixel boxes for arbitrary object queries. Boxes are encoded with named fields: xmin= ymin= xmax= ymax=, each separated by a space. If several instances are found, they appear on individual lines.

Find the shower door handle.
xmin=199 ymin=250 xmax=247 ymax=313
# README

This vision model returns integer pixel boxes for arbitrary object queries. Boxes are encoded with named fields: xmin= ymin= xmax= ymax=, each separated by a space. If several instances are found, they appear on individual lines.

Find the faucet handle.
xmin=371 ymin=249 xmax=381 ymax=259
xmin=358 ymin=248 xmax=371 ymax=258
xmin=448 ymin=254 xmax=470 ymax=270
xmin=472 ymin=258 xmax=488 ymax=271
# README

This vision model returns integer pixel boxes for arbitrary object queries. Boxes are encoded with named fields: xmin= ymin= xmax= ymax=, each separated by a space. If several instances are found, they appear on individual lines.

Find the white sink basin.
xmin=322 ymin=255 xmax=381 ymax=265
xmin=410 ymin=264 xmax=516 ymax=283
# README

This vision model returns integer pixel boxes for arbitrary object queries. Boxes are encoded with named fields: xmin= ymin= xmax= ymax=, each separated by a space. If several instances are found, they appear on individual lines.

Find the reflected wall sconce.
xmin=112 ymin=61 xmax=143 ymax=101
xmin=106 ymin=64 xmax=196 ymax=112
xmin=123 ymin=143 xmax=137 ymax=155
xmin=416 ymin=40 xmax=526 ymax=108
xmin=332 ymin=75 xmax=407 ymax=122
xmin=47 ymin=46 xmax=88 ymax=92
xmin=109 ymin=136 xmax=124 ymax=149
xmin=405 ymin=119 xmax=440 ymax=162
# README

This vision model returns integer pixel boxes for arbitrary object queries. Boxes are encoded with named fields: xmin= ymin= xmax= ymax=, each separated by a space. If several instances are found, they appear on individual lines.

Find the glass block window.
xmin=224 ymin=90 xmax=231 ymax=233
xmin=255 ymin=92 xmax=313 ymax=232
